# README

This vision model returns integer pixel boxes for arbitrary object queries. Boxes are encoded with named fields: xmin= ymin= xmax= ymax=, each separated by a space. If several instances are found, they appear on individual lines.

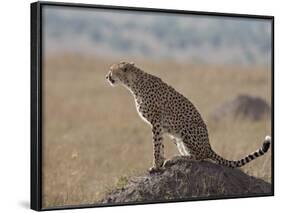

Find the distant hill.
xmin=43 ymin=6 xmax=272 ymax=66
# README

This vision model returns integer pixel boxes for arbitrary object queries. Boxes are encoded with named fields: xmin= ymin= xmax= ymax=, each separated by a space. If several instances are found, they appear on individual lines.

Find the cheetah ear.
xmin=129 ymin=62 xmax=135 ymax=66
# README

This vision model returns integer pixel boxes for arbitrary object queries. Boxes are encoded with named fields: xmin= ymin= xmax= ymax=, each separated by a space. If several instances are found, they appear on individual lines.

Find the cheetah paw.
xmin=148 ymin=166 xmax=164 ymax=174
xmin=163 ymin=156 xmax=193 ymax=168
xmin=163 ymin=159 xmax=178 ymax=168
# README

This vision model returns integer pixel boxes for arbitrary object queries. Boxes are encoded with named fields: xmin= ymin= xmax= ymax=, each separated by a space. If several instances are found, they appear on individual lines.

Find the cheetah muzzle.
xmin=106 ymin=61 xmax=271 ymax=173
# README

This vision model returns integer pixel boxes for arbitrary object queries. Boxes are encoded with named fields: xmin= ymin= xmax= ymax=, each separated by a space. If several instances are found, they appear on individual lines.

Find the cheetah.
xmin=106 ymin=61 xmax=271 ymax=172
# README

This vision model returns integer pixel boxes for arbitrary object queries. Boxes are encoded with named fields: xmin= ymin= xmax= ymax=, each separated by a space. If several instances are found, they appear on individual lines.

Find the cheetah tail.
xmin=209 ymin=136 xmax=271 ymax=168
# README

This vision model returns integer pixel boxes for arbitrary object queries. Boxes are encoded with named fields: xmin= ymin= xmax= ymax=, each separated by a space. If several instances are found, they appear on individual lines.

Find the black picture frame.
xmin=31 ymin=1 xmax=274 ymax=211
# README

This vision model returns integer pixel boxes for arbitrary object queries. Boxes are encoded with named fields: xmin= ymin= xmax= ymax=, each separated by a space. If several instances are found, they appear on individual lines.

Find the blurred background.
xmin=43 ymin=6 xmax=272 ymax=66
xmin=42 ymin=5 xmax=272 ymax=208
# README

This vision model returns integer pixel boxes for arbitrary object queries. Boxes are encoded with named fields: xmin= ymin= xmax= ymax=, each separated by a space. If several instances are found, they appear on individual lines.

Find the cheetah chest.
xmin=135 ymin=102 xmax=151 ymax=125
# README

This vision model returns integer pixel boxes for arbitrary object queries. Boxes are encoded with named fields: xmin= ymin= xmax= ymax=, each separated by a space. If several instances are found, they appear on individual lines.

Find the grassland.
xmin=42 ymin=54 xmax=272 ymax=208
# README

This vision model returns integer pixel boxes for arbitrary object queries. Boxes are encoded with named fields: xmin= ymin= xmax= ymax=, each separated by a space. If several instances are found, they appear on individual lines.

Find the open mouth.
xmin=108 ymin=75 xmax=115 ymax=84
xmin=106 ymin=73 xmax=115 ymax=85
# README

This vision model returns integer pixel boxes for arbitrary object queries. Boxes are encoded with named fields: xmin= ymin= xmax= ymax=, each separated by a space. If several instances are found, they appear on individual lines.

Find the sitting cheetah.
xmin=106 ymin=62 xmax=271 ymax=172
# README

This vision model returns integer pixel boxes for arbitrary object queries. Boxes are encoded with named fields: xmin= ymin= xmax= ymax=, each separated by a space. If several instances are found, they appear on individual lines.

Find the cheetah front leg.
xmin=149 ymin=124 xmax=165 ymax=173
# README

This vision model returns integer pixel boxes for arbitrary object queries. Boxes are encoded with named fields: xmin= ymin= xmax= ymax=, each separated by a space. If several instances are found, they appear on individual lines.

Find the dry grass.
xmin=42 ymin=54 xmax=272 ymax=208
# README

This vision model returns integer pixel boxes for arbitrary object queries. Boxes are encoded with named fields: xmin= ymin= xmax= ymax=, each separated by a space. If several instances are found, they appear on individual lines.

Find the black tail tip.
xmin=262 ymin=136 xmax=271 ymax=152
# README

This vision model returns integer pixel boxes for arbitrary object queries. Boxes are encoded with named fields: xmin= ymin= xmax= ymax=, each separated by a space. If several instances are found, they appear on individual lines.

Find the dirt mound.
xmin=211 ymin=94 xmax=270 ymax=122
xmin=101 ymin=158 xmax=271 ymax=204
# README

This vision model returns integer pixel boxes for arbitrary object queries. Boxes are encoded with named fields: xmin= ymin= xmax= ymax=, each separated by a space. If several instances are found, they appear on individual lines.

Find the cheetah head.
xmin=106 ymin=61 xmax=136 ymax=87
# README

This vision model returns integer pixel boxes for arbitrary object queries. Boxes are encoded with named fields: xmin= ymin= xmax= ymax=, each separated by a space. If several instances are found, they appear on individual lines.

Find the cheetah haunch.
xmin=106 ymin=62 xmax=271 ymax=172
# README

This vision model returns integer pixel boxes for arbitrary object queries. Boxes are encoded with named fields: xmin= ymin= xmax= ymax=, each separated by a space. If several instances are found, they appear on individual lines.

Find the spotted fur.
xmin=106 ymin=62 xmax=271 ymax=171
